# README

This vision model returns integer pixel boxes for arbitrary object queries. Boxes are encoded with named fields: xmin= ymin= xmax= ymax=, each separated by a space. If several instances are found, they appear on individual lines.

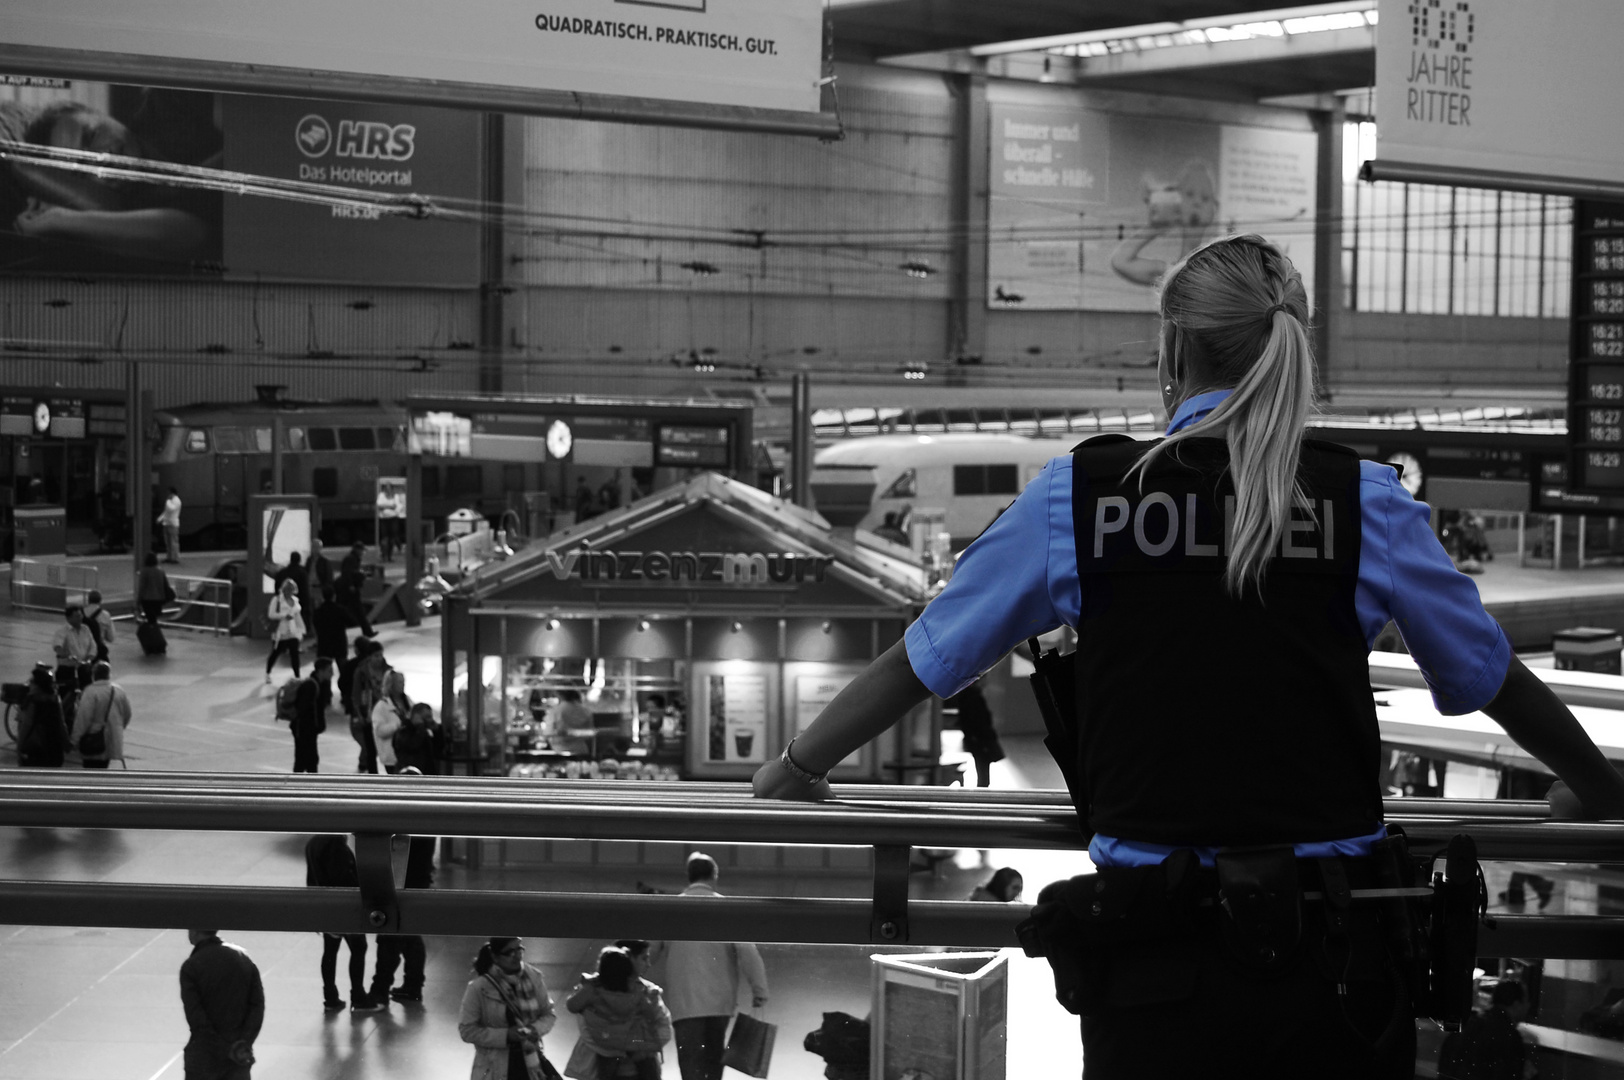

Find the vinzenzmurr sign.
xmin=2 ymin=0 xmax=824 ymax=115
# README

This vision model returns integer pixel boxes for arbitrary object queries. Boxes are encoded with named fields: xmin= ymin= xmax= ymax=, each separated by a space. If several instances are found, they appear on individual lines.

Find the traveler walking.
xmin=82 ymin=589 xmax=114 ymax=662
xmin=657 ymin=853 xmax=768 ymax=1080
xmin=70 ymin=660 xmax=132 ymax=769
xmin=137 ymin=552 xmax=173 ymax=628
xmin=264 ymin=579 xmax=305 ymax=682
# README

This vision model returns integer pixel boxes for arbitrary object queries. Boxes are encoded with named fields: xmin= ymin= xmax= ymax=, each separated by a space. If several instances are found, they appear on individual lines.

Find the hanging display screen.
xmin=1569 ymin=203 xmax=1624 ymax=493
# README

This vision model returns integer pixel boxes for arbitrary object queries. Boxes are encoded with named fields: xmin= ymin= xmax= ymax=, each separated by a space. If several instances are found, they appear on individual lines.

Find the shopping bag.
xmin=722 ymin=1011 xmax=776 ymax=1078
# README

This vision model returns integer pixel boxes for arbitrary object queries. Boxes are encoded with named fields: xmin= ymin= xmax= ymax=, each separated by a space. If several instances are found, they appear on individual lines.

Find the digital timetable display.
xmin=1569 ymin=202 xmax=1624 ymax=493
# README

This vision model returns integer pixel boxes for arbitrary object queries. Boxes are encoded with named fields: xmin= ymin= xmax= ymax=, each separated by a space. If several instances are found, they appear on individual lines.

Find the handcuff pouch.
xmin=1215 ymin=845 xmax=1302 ymax=974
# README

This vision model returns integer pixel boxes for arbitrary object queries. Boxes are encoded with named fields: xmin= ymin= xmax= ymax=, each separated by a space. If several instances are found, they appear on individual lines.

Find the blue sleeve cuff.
xmin=905 ymin=618 xmax=972 ymax=700
xmin=1430 ymin=621 xmax=1511 ymax=716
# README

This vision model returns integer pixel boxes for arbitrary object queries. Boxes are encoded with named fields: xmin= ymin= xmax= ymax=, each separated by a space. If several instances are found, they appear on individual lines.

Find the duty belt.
xmin=1016 ymin=830 xmax=1484 ymax=1029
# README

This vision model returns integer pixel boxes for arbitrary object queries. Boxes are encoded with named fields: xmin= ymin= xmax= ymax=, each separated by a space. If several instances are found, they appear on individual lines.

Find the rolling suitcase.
xmin=137 ymin=622 xmax=168 ymax=656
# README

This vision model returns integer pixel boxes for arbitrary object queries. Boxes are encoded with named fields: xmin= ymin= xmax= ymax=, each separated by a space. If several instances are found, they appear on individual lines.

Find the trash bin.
xmin=13 ymin=505 xmax=66 ymax=557
xmin=1553 ymin=626 xmax=1623 ymax=675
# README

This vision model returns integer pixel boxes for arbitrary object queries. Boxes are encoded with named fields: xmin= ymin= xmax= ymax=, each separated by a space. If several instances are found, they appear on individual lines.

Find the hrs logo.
xmin=296 ymin=114 xmax=416 ymax=161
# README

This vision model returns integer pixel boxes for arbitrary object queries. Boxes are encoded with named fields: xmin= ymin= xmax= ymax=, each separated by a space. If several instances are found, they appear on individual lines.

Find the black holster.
xmin=1015 ymin=848 xmax=1205 ymax=1016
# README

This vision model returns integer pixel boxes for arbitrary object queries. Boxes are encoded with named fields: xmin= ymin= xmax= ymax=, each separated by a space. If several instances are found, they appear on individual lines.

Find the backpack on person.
xmin=275 ymin=677 xmax=307 ymax=723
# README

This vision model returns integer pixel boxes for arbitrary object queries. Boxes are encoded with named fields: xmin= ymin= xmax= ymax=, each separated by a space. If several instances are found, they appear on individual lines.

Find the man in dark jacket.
xmin=290 ymin=659 xmax=332 ymax=773
xmin=312 ymin=589 xmax=356 ymax=665
xmin=304 ymin=835 xmax=381 ymax=1013
xmin=369 ymin=768 xmax=436 ymax=1005
xmin=179 ymin=929 xmax=264 ymax=1079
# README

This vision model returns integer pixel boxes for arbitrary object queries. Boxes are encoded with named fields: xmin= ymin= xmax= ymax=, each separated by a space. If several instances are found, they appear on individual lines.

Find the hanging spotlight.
xmin=899 ymin=259 xmax=936 ymax=279
xmin=681 ymin=260 xmax=719 ymax=276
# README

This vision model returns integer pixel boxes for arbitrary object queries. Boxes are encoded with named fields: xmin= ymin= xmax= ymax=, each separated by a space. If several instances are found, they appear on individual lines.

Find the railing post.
xmin=354 ymin=832 xmax=400 ymax=932
xmin=871 ymin=845 xmax=910 ymax=944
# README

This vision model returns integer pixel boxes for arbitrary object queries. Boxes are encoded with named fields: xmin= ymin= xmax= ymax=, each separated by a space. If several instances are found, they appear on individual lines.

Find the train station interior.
xmin=3 ymin=0 xmax=1624 ymax=1077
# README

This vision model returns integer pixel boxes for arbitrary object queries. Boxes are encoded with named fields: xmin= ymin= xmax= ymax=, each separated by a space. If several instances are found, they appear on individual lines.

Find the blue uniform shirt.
xmin=904 ymin=389 xmax=1511 ymax=867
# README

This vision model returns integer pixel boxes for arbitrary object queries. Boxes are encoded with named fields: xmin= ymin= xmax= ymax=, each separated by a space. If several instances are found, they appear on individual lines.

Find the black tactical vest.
xmin=1069 ymin=435 xmax=1381 ymax=846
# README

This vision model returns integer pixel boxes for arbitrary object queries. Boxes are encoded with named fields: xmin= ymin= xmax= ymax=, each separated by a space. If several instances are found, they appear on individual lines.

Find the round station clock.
xmin=546 ymin=419 xmax=573 ymax=459
xmin=32 ymin=401 xmax=50 ymax=435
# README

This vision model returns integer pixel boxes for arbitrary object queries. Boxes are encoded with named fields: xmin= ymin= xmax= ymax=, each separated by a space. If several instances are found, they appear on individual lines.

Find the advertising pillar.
xmin=247 ymin=493 xmax=318 ymax=641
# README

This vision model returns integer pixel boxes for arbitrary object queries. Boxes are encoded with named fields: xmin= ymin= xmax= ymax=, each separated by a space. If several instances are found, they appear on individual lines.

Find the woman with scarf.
xmin=460 ymin=937 xmax=559 ymax=1080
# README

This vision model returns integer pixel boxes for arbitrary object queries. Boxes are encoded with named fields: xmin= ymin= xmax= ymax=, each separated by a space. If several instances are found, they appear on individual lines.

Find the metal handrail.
xmin=0 ymin=773 xmax=1621 ymax=956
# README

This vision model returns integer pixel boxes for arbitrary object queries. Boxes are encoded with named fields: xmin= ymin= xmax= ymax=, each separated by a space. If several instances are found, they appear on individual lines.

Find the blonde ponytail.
xmin=1128 ymin=234 xmax=1316 ymax=597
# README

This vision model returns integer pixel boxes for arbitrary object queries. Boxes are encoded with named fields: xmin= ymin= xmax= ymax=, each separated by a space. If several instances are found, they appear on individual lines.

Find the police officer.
xmin=754 ymin=234 xmax=1624 ymax=1079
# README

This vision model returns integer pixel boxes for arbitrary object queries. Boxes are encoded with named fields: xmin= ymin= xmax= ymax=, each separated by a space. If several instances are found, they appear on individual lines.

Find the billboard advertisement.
xmin=2 ymin=0 xmax=824 ymax=115
xmin=0 ymin=81 xmax=480 ymax=283
xmin=221 ymin=95 xmax=481 ymax=285
xmin=987 ymin=103 xmax=1317 ymax=311
xmin=1374 ymin=0 xmax=1624 ymax=189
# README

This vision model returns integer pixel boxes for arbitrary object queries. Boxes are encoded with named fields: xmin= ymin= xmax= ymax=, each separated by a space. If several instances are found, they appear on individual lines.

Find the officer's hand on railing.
xmin=750 ymin=761 xmax=831 ymax=802
xmin=1547 ymin=779 xmax=1624 ymax=821
xmin=1548 ymin=781 xmax=1586 ymax=820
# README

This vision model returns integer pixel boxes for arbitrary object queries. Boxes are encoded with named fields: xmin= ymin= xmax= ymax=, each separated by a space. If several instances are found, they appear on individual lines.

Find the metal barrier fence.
xmin=7 ymin=557 xmax=97 ymax=613
xmin=0 ymin=773 xmax=1620 ymax=959
xmin=158 ymin=574 xmax=232 ymax=635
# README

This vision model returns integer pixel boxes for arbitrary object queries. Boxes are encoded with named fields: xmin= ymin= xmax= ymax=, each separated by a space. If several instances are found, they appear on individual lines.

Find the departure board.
xmin=1569 ymin=202 xmax=1624 ymax=492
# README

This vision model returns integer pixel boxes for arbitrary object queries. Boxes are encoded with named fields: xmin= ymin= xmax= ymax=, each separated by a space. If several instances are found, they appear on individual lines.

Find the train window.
xmin=305 ymin=428 xmax=336 ymax=452
xmin=952 ymin=464 xmax=1019 ymax=496
xmin=252 ymin=428 xmax=272 ymax=453
xmin=421 ymin=466 xmax=442 ymax=498
xmin=286 ymin=427 xmax=308 ymax=452
xmin=446 ymin=464 xmax=483 ymax=495
xmin=986 ymin=464 xmax=1019 ymax=495
xmin=378 ymin=426 xmax=404 ymax=452
xmin=185 ymin=429 xmax=209 ymax=454
xmin=882 ymin=469 xmax=917 ymax=499
xmin=338 ymin=427 xmax=374 ymax=451
xmin=312 ymin=467 xmax=339 ymax=498
xmin=213 ymin=427 xmax=246 ymax=454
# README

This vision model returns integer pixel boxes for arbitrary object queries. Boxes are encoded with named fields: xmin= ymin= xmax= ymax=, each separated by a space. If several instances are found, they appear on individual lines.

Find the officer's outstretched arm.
xmin=1481 ymin=654 xmax=1624 ymax=819
xmin=751 ymin=639 xmax=931 ymax=801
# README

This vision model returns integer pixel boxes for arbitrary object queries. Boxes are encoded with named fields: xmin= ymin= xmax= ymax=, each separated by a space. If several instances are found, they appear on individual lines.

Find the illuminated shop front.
xmin=441 ymin=473 xmax=929 ymax=780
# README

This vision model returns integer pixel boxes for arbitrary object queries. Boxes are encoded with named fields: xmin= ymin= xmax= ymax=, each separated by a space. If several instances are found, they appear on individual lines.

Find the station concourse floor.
xmin=0 ymin=605 xmax=1090 ymax=1080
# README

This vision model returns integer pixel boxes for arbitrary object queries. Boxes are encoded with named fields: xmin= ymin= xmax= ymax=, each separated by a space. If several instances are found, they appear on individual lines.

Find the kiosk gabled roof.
xmin=458 ymin=472 xmax=928 ymax=609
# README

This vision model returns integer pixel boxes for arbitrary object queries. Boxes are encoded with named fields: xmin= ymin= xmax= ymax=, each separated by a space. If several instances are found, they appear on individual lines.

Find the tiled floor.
xmin=0 ymin=608 xmax=1087 ymax=1079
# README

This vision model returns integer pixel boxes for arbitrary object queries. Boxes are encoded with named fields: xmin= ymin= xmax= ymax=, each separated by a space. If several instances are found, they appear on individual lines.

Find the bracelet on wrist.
xmin=778 ymin=737 xmax=828 ymax=785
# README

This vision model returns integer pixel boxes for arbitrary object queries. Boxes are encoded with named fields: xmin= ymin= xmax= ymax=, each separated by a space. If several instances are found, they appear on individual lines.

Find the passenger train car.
xmin=152 ymin=399 xmax=540 ymax=546
xmin=815 ymin=423 xmax=1571 ymax=551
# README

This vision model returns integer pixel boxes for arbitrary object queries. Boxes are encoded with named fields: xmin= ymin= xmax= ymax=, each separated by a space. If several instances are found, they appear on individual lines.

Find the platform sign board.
xmin=1 ymin=0 xmax=824 ymax=115
xmin=1569 ymin=202 xmax=1624 ymax=494
xmin=1374 ymin=0 xmax=1624 ymax=189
